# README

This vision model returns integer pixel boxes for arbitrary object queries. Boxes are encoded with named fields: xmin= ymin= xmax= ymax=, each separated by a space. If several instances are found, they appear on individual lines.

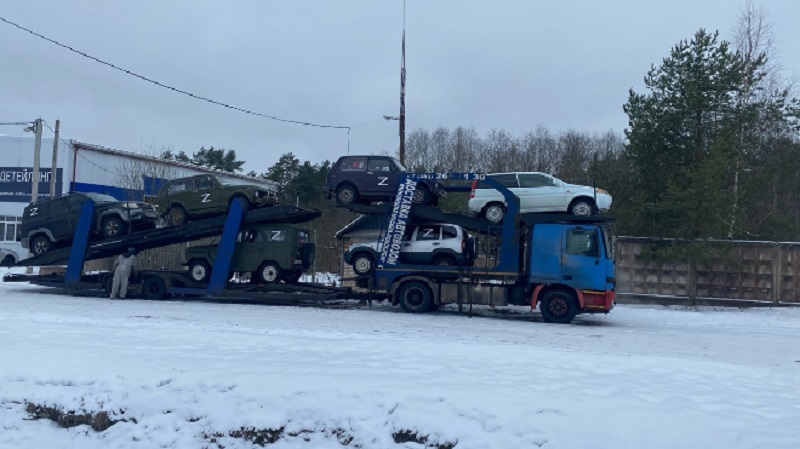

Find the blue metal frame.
xmin=65 ymin=199 xmax=95 ymax=287
xmin=207 ymin=198 xmax=246 ymax=295
xmin=372 ymin=172 xmax=522 ymax=286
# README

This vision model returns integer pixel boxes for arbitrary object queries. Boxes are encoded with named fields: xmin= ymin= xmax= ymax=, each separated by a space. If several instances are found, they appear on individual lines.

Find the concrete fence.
xmin=616 ymin=237 xmax=800 ymax=305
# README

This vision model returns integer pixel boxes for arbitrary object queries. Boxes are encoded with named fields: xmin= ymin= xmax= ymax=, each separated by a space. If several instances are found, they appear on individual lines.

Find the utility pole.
xmin=50 ymin=119 xmax=60 ymax=197
xmin=31 ymin=118 xmax=42 ymax=203
xmin=398 ymin=0 xmax=406 ymax=166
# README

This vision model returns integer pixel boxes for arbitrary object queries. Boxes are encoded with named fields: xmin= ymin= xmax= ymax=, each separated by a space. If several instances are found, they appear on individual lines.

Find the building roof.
xmin=71 ymin=140 xmax=279 ymax=188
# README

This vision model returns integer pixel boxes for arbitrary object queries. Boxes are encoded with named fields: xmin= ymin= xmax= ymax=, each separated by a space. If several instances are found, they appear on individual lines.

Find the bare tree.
xmin=116 ymin=145 xmax=179 ymax=202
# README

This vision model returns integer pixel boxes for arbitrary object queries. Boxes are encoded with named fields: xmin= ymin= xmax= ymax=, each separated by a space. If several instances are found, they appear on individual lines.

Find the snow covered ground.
xmin=1 ymin=270 xmax=799 ymax=449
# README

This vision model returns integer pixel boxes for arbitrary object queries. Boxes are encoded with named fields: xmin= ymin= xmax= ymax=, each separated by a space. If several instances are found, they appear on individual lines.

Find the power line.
xmin=0 ymin=15 xmax=351 ymax=131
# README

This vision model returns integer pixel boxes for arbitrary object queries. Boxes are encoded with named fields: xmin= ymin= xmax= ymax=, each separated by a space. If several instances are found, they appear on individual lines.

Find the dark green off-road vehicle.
xmin=184 ymin=224 xmax=315 ymax=284
xmin=157 ymin=174 xmax=279 ymax=225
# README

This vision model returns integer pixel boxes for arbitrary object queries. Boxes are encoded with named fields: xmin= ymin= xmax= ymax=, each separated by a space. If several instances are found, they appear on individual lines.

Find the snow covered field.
xmin=1 ymin=273 xmax=799 ymax=449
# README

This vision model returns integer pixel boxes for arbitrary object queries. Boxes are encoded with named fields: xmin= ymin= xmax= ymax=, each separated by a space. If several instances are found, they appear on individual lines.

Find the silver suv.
xmin=344 ymin=223 xmax=476 ymax=275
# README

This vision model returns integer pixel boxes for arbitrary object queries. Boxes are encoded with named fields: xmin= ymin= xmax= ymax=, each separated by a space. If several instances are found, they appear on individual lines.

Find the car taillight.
xmin=470 ymin=180 xmax=477 ymax=198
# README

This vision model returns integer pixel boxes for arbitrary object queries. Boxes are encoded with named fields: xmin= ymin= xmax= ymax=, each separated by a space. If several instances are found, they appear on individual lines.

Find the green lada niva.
xmin=157 ymin=174 xmax=279 ymax=225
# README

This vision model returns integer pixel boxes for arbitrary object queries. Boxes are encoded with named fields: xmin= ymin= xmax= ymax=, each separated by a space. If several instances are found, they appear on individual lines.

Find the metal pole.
xmin=31 ymin=118 xmax=42 ymax=203
xmin=50 ymin=119 xmax=60 ymax=197
xmin=399 ymin=0 xmax=406 ymax=165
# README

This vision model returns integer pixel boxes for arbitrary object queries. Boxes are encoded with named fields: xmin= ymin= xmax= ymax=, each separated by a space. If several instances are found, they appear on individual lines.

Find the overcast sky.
xmin=1 ymin=1 xmax=799 ymax=173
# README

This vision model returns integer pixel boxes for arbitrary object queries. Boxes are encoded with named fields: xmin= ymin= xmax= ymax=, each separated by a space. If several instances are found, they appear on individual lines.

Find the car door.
xmin=366 ymin=157 xmax=398 ymax=196
xmin=516 ymin=173 xmax=563 ymax=212
xmin=338 ymin=156 xmax=368 ymax=196
xmin=406 ymin=225 xmax=441 ymax=264
xmin=167 ymin=179 xmax=193 ymax=210
xmin=192 ymin=175 xmax=220 ymax=213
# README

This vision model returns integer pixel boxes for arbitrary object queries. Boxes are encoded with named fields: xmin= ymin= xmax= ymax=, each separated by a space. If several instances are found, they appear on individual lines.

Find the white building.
xmin=0 ymin=135 xmax=277 ymax=263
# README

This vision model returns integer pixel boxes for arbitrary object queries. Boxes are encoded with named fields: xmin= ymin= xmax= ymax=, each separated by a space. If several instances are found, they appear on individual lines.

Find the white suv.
xmin=468 ymin=172 xmax=612 ymax=223
xmin=344 ymin=224 xmax=476 ymax=275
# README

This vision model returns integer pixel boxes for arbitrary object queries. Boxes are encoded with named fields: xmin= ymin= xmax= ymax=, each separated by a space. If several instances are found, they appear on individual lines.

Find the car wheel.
xmin=188 ymin=259 xmax=211 ymax=283
xmin=101 ymin=215 xmax=128 ymax=238
xmin=258 ymin=262 xmax=283 ymax=283
xmin=284 ymin=271 xmax=302 ymax=284
xmin=540 ymin=290 xmax=578 ymax=324
xmin=336 ymin=185 xmax=357 ymax=204
xmin=352 ymin=253 xmax=374 ymax=275
xmin=484 ymin=203 xmax=505 ymax=223
xmin=570 ymin=199 xmax=595 ymax=217
xmin=433 ymin=254 xmax=457 ymax=267
xmin=397 ymin=280 xmax=432 ymax=313
xmin=31 ymin=235 xmax=51 ymax=255
xmin=411 ymin=186 xmax=430 ymax=205
xmin=167 ymin=205 xmax=188 ymax=226
xmin=1 ymin=254 xmax=15 ymax=267
xmin=142 ymin=276 xmax=168 ymax=300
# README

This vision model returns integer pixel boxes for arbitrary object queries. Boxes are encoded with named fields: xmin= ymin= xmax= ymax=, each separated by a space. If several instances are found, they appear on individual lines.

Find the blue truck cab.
xmin=528 ymin=222 xmax=615 ymax=323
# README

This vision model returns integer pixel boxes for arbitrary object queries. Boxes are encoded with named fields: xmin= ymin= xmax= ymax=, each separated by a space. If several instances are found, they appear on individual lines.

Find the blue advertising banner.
xmin=0 ymin=167 xmax=64 ymax=202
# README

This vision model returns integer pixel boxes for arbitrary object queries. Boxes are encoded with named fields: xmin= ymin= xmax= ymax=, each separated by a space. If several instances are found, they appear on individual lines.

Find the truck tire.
xmin=101 ymin=215 xmax=128 ymax=238
xmin=352 ymin=252 xmax=374 ymax=275
xmin=336 ymin=185 xmax=357 ymax=204
xmin=569 ymin=198 xmax=595 ymax=217
xmin=540 ymin=290 xmax=578 ymax=324
xmin=483 ymin=203 xmax=505 ymax=223
xmin=142 ymin=276 xmax=168 ymax=300
xmin=188 ymin=259 xmax=211 ymax=283
xmin=397 ymin=280 xmax=432 ymax=314
xmin=257 ymin=261 xmax=282 ymax=283
xmin=31 ymin=234 xmax=51 ymax=255
xmin=301 ymin=243 xmax=316 ymax=268
xmin=411 ymin=185 xmax=430 ymax=205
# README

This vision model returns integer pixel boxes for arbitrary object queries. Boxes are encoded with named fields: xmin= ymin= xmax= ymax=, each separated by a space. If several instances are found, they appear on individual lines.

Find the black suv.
xmin=326 ymin=155 xmax=444 ymax=205
xmin=20 ymin=192 xmax=159 ymax=255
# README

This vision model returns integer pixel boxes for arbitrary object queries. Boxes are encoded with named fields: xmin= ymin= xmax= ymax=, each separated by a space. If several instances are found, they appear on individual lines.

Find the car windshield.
xmin=84 ymin=193 xmax=118 ymax=203
xmin=392 ymin=158 xmax=406 ymax=172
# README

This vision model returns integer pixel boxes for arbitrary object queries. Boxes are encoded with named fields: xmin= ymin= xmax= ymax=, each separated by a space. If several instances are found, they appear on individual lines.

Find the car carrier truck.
xmin=4 ymin=172 xmax=615 ymax=324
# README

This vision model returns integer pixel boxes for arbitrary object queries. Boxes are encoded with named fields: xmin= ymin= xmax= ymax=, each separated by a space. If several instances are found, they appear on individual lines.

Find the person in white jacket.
xmin=110 ymin=247 xmax=137 ymax=299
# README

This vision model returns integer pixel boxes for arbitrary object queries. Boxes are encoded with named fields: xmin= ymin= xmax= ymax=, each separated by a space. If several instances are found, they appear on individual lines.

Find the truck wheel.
xmin=352 ymin=253 xmax=374 ymax=275
xmin=167 ymin=205 xmax=188 ymax=226
xmin=540 ymin=290 xmax=578 ymax=324
xmin=397 ymin=280 xmax=432 ymax=313
xmin=101 ymin=215 xmax=128 ymax=238
xmin=411 ymin=186 xmax=430 ymax=205
xmin=31 ymin=235 xmax=51 ymax=255
xmin=569 ymin=199 xmax=594 ymax=217
xmin=1 ymin=254 xmax=15 ymax=267
xmin=484 ymin=203 xmax=505 ymax=223
xmin=336 ymin=185 xmax=357 ymax=204
xmin=142 ymin=276 xmax=168 ymax=300
xmin=258 ymin=262 xmax=282 ymax=283
xmin=188 ymin=259 xmax=211 ymax=283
